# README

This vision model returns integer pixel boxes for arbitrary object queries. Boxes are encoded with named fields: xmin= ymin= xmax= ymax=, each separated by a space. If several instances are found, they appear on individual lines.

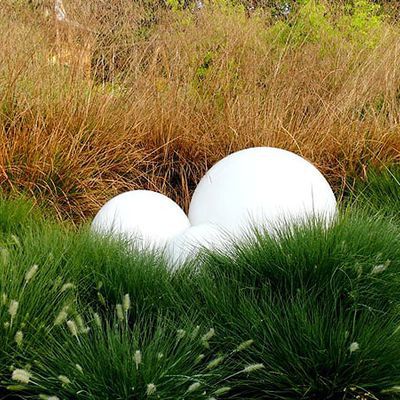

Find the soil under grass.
xmin=0 ymin=169 xmax=400 ymax=399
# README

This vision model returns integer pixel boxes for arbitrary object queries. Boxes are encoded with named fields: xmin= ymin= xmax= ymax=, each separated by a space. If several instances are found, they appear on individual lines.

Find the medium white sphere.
xmin=188 ymin=147 xmax=337 ymax=236
xmin=165 ymin=223 xmax=228 ymax=265
xmin=91 ymin=190 xmax=190 ymax=249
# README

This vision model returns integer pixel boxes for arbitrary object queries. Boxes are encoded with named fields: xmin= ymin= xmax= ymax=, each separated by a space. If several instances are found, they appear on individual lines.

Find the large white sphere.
xmin=165 ymin=223 xmax=229 ymax=265
xmin=188 ymin=147 xmax=337 ymax=236
xmin=91 ymin=190 xmax=190 ymax=249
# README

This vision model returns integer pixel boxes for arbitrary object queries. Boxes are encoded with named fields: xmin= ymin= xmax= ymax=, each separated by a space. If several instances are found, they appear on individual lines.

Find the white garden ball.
xmin=188 ymin=147 xmax=337 ymax=236
xmin=165 ymin=223 xmax=229 ymax=265
xmin=91 ymin=190 xmax=190 ymax=250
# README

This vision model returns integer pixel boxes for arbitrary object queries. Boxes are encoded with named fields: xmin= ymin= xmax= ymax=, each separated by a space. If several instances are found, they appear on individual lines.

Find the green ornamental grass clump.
xmin=350 ymin=165 xmax=400 ymax=223
xmin=1 ymin=190 xmax=400 ymax=398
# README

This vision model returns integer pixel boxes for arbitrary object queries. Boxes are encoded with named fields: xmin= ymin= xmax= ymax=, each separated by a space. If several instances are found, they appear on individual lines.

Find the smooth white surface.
xmin=165 ymin=223 xmax=228 ymax=264
xmin=91 ymin=190 xmax=190 ymax=249
xmin=188 ymin=147 xmax=337 ymax=236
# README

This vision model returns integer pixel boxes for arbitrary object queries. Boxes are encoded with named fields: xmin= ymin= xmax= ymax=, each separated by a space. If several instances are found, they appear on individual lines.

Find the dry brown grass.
xmin=1 ymin=1 xmax=400 ymax=221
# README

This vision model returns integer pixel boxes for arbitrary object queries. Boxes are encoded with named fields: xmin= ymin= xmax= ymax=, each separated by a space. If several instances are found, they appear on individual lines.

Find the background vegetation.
xmin=1 ymin=0 xmax=400 ymax=220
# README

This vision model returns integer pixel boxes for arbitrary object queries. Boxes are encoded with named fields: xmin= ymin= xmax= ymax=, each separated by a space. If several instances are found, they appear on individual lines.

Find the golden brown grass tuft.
xmin=1 ymin=1 xmax=400 ymax=220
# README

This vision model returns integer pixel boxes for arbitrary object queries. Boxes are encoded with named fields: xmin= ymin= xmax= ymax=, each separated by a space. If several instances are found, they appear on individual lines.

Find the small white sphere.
xmin=165 ymin=223 xmax=228 ymax=265
xmin=91 ymin=190 xmax=190 ymax=250
xmin=188 ymin=147 xmax=337 ymax=236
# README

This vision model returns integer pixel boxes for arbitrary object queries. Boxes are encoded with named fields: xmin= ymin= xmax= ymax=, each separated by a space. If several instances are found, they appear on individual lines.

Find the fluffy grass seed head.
xmin=349 ymin=342 xmax=360 ymax=353
xmin=97 ymin=292 xmax=106 ymax=306
xmin=236 ymin=339 xmax=254 ymax=352
xmin=146 ymin=383 xmax=156 ymax=395
xmin=123 ymin=294 xmax=131 ymax=312
xmin=67 ymin=320 xmax=78 ymax=337
xmin=8 ymin=300 xmax=19 ymax=319
xmin=60 ymin=283 xmax=75 ymax=293
xmin=202 ymin=328 xmax=215 ymax=348
xmin=213 ymin=387 xmax=231 ymax=396
xmin=58 ymin=375 xmax=71 ymax=385
xmin=187 ymin=382 xmax=201 ymax=393
xmin=24 ymin=265 xmax=38 ymax=283
xmin=75 ymin=364 xmax=83 ymax=374
xmin=11 ymin=235 xmax=21 ymax=248
xmin=191 ymin=325 xmax=200 ymax=339
xmin=202 ymin=328 xmax=215 ymax=341
xmin=134 ymin=350 xmax=142 ymax=369
xmin=177 ymin=329 xmax=186 ymax=340
xmin=54 ymin=307 xmax=68 ymax=326
xmin=12 ymin=369 xmax=31 ymax=384
xmin=206 ymin=356 xmax=224 ymax=370
xmin=76 ymin=314 xmax=89 ymax=333
xmin=116 ymin=304 xmax=124 ymax=321
xmin=14 ymin=331 xmax=23 ymax=347
xmin=195 ymin=354 xmax=205 ymax=364
xmin=39 ymin=395 xmax=60 ymax=400
xmin=371 ymin=260 xmax=391 ymax=274
xmin=93 ymin=313 xmax=102 ymax=328
xmin=242 ymin=363 xmax=264 ymax=373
